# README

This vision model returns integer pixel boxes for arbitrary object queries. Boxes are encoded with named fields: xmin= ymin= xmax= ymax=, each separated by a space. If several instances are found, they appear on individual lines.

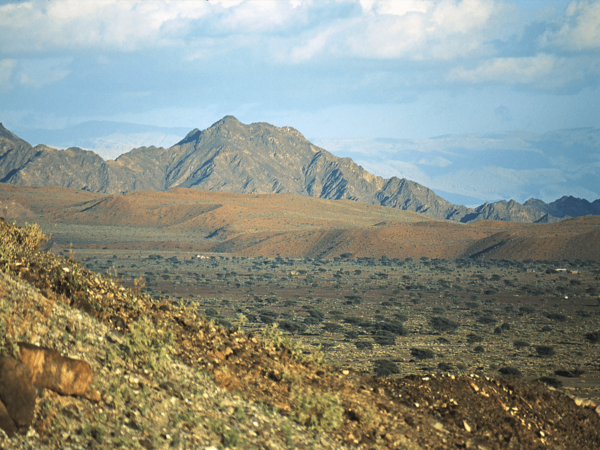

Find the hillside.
xmin=2 ymin=119 xmax=595 ymax=224
xmin=1 ymin=219 xmax=600 ymax=449
xmin=2 ymin=183 xmax=600 ymax=261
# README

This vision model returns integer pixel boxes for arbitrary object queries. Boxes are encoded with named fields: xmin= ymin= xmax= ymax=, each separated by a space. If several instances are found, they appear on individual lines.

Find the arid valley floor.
xmin=1 ymin=183 xmax=600 ymax=449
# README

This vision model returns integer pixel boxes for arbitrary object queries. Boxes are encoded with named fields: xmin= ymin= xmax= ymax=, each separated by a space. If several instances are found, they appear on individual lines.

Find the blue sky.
xmin=1 ymin=0 xmax=599 ymax=140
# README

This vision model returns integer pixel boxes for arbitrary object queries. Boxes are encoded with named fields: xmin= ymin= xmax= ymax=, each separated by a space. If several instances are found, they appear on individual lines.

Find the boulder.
xmin=18 ymin=343 xmax=93 ymax=397
xmin=0 ymin=399 xmax=18 ymax=437
xmin=0 ymin=356 xmax=36 ymax=433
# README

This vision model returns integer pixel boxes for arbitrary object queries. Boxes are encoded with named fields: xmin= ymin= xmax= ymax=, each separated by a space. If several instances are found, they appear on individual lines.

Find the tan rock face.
xmin=0 ymin=399 xmax=18 ymax=437
xmin=0 ymin=356 xmax=36 ymax=431
xmin=18 ymin=343 xmax=93 ymax=397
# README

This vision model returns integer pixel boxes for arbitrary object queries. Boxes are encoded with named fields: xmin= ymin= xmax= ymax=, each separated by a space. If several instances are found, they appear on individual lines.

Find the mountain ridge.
xmin=1 ymin=117 xmax=598 ymax=223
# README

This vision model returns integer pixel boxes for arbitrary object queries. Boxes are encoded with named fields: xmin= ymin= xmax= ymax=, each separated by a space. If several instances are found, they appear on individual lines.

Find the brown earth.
xmin=2 ymin=183 xmax=600 ymax=261
xmin=2 ymin=213 xmax=600 ymax=448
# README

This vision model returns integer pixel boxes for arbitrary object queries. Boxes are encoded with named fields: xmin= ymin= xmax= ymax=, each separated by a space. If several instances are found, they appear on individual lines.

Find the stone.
xmin=0 ymin=356 xmax=36 ymax=430
xmin=0 ymin=399 xmax=17 ymax=437
xmin=18 ymin=343 xmax=93 ymax=397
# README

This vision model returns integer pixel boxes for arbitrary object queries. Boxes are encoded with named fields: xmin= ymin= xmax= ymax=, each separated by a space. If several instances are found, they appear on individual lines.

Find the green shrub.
xmin=354 ymin=341 xmax=373 ymax=350
xmin=513 ymin=340 xmax=530 ymax=349
xmin=466 ymin=334 xmax=483 ymax=344
xmin=545 ymin=313 xmax=567 ymax=322
xmin=585 ymin=331 xmax=600 ymax=343
xmin=373 ymin=359 xmax=400 ymax=377
xmin=535 ymin=346 xmax=555 ymax=357
xmin=373 ymin=330 xmax=396 ymax=346
xmin=410 ymin=348 xmax=434 ymax=360
xmin=499 ymin=367 xmax=522 ymax=377
xmin=430 ymin=316 xmax=459 ymax=333
xmin=288 ymin=386 xmax=344 ymax=434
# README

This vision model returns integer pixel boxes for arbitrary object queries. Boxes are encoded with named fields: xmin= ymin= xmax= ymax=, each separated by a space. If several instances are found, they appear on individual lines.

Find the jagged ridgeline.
xmin=1 ymin=117 xmax=599 ymax=223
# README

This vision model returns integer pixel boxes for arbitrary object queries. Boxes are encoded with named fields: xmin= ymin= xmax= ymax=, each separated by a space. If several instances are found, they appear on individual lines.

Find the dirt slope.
xmin=1 ymin=219 xmax=600 ymax=449
xmin=2 ymin=183 xmax=599 ymax=261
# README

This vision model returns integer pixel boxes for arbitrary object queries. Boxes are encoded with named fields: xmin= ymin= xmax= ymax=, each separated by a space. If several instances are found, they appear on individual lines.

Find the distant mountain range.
xmin=315 ymin=128 xmax=600 ymax=206
xmin=13 ymin=121 xmax=189 ymax=161
xmin=1 ymin=117 xmax=599 ymax=223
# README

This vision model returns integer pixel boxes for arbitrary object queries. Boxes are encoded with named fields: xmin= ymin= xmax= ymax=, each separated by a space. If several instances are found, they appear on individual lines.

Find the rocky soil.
xmin=1 ymin=218 xmax=600 ymax=449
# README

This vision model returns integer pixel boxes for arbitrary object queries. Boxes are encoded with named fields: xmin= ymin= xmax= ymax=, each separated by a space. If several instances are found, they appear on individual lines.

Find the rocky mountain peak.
xmin=177 ymin=128 xmax=202 ymax=146
xmin=0 ymin=118 xmax=598 ymax=224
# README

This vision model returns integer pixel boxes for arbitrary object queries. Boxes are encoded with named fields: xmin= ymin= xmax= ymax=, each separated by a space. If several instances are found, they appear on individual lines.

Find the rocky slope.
xmin=525 ymin=196 xmax=600 ymax=219
xmin=1 ymin=220 xmax=600 ymax=449
xmin=1 ymin=119 xmax=597 ymax=223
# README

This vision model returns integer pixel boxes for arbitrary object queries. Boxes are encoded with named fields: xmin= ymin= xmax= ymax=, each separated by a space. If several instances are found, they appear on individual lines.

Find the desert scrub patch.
xmin=430 ymin=316 xmax=460 ymax=333
xmin=373 ymin=359 xmax=400 ymax=377
xmin=122 ymin=316 xmax=174 ymax=370
xmin=535 ymin=345 xmax=556 ymax=357
xmin=288 ymin=386 xmax=344 ymax=434
xmin=410 ymin=348 xmax=435 ymax=360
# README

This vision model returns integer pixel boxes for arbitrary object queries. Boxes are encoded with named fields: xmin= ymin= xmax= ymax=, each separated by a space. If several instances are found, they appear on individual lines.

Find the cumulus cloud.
xmin=0 ymin=0 xmax=515 ymax=63
xmin=447 ymin=53 xmax=599 ymax=90
xmin=289 ymin=0 xmax=510 ymax=61
xmin=0 ymin=0 xmax=212 ymax=52
xmin=540 ymin=1 xmax=600 ymax=51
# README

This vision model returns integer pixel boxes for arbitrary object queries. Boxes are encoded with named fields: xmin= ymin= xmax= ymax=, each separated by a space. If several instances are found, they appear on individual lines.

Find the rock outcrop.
xmin=0 ymin=344 xmax=98 ymax=437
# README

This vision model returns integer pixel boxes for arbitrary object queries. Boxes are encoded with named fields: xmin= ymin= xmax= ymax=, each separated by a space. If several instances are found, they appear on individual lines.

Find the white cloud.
xmin=0 ymin=0 xmax=212 ymax=52
xmin=447 ymin=53 xmax=599 ymax=89
xmin=540 ymin=1 xmax=600 ymax=51
xmin=448 ymin=54 xmax=557 ymax=84
xmin=288 ymin=0 xmax=511 ymax=61
xmin=218 ymin=0 xmax=299 ymax=32
xmin=0 ymin=59 xmax=17 ymax=90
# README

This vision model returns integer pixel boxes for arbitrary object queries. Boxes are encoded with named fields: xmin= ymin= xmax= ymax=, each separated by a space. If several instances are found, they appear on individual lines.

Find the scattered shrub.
xmin=430 ymin=316 xmax=460 ymax=333
xmin=375 ymin=320 xmax=407 ymax=336
xmin=466 ymin=334 xmax=483 ymax=344
xmin=410 ymin=348 xmax=434 ymax=360
xmin=373 ymin=330 xmax=396 ymax=346
xmin=473 ymin=345 xmax=485 ymax=353
xmin=498 ymin=367 xmax=522 ymax=377
xmin=477 ymin=315 xmax=497 ymax=325
xmin=354 ymin=341 xmax=373 ymax=350
xmin=545 ymin=313 xmax=567 ymax=322
xmin=437 ymin=362 xmax=453 ymax=371
xmin=554 ymin=369 xmax=584 ymax=378
xmin=513 ymin=340 xmax=530 ymax=349
xmin=289 ymin=386 xmax=344 ymax=434
xmin=585 ymin=331 xmax=600 ymax=343
xmin=279 ymin=320 xmax=307 ymax=335
xmin=535 ymin=346 xmax=556 ymax=357
xmin=373 ymin=359 xmax=400 ymax=378
xmin=540 ymin=325 xmax=552 ymax=332
xmin=204 ymin=307 xmax=219 ymax=317
xmin=344 ymin=331 xmax=359 ymax=341
xmin=321 ymin=322 xmax=343 ymax=334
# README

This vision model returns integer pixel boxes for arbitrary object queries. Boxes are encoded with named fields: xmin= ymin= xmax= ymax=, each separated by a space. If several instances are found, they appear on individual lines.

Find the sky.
xmin=1 ymin=0 xmax=599 ymax=140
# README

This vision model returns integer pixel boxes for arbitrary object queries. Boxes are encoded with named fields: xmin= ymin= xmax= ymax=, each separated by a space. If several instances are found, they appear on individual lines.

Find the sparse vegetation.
xmin=2 ymin=216 xmax=600 ymax=449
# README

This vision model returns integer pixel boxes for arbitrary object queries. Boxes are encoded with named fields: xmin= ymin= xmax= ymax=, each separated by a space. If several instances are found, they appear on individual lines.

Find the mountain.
xmin=13 ymin=121 xmax=189 ymax=161
xmin=315 ymin=128 xmax=600 ymax=205
xmin=525 ymin=196 xmax=600 ymax=219
xmin=0 ymin=118 xmax=597 ymax=223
